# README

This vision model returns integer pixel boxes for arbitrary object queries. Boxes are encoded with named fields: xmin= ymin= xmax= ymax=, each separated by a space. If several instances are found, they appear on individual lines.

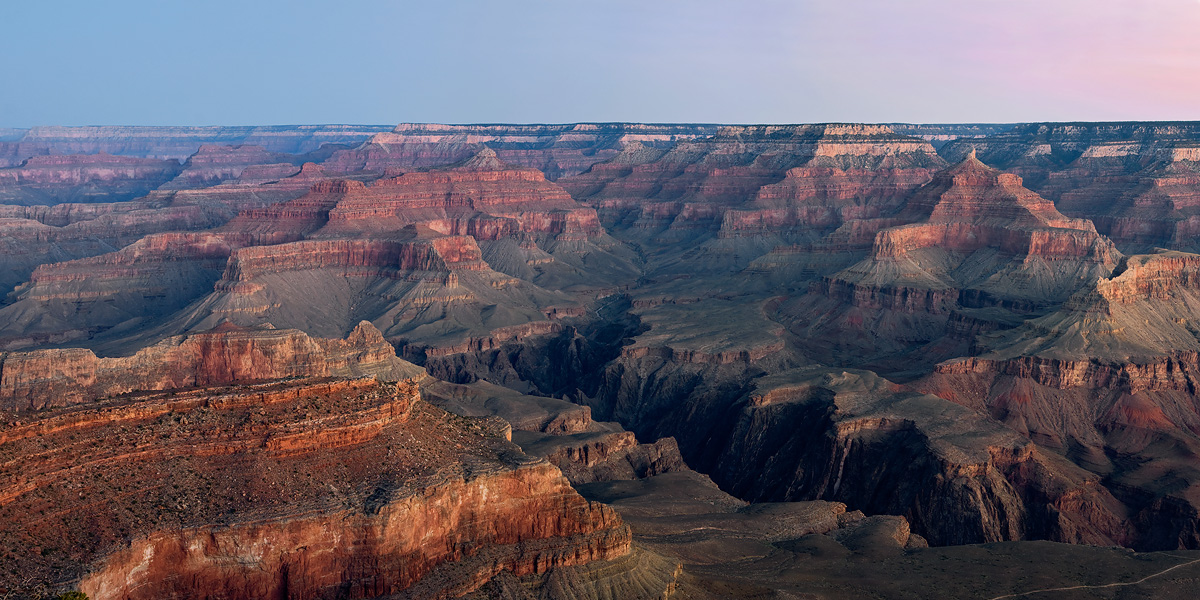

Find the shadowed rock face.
xmin=589 ymin=346 xmax=1129 ymax=547
xmin=0 ymin=377 xmax=630 ymax=599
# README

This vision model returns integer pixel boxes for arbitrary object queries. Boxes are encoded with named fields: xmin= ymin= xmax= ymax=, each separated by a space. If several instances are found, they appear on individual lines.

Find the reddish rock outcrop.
xmin=941 ymin=122 xmax=1200 ymax=252
xmin=219 ymin=236 xmax=489 ymax=285
xmin=320 ymin=149 xmax=604 ymax=241
xmin=0 ymin=377 xmax=630 ymax=598
xmin=162 ymin=160 xmax=337 ymax=215
xmin=221 ymin=178 xmax=366 ymax=237
xmin=906 ymin=250 xmax=1200 ymax=548
xmin=717 ymin=166 xmax=931 ymax=238
xmin=0 ymin=321 xmax=422 ymax=410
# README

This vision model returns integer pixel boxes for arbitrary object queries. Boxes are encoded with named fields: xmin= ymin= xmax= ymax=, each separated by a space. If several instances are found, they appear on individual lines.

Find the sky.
xmin=1 ymin=0 xmax=1198 ymax=126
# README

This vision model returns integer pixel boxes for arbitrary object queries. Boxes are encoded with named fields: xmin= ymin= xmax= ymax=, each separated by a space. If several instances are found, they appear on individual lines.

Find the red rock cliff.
xmin=0 ymin=377 xmax=630 ymax=598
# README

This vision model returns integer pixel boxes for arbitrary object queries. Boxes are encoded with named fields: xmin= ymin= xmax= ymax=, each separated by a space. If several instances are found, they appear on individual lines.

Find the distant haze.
xmin=1 ymin=0 xmax=1197 ymax=126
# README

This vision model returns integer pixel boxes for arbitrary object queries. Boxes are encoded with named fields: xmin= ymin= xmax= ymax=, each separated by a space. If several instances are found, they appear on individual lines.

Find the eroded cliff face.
xmin=158 ymin=144 xmax=301 ymax=190
xmin=0 ymin=154 xmax=183 ymax=205
xmin=0 ymin=321 xmax=422 ymax=410
xmin=941 ymin=122 xmax=1200 ymax=253
xmin=0 ymin=377 xmax=630 ymax=599
xmin=587 ymin=342 xmax=1129 ymax=548
xmin=321 ymin=149 xmax=603 ymax=240
xmin=773 ymin=153 xmax=1122 ymax=371
xmin=906 ymin=249 xmax=1200 ymax=548
xmin=562 ymin=124 xmax=945 ymax=243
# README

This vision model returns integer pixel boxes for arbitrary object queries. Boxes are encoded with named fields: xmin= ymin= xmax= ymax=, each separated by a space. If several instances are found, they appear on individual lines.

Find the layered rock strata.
xmin=10 ymin=125 xmax=393 ymax=159
xmin=912 ymin=250 xmax=1200 ymax=548
xmin=562 ymin=124 xmax=945 ymax=241
xmin=0 ymin=377 xmax=630 ymax=598
xmin=777 ymin=153 xmax=1121 ymax=370
xmin=0 ymin=153 xmax=182 ymax=204
xmin=0 ymin=321 xmax=422 ymax=411
xmin=323 ymin=122 xmax=718 ymax=180
xmin=941 ymin=122 xmax=1200 ymax=252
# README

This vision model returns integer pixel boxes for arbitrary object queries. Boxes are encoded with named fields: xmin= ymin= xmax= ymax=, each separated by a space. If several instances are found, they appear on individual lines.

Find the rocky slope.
xmin=0 ymin=377 xmax=631 ymax=599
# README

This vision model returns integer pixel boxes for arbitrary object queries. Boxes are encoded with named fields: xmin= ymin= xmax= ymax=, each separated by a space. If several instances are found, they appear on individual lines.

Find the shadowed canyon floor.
xmin=6 ymin=122 xmax=1200 ymax=598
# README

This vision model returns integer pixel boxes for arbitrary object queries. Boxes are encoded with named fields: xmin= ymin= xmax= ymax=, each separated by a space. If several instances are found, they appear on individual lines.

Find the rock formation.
xmin=0 ymin=321 xmax=422 ymax=410
xmin=323 ymin=122 xmax=718 ymax=180
xmin=0 ymin=377 xmax=630 ymax=598
xmin=9 ymin=125 xmax=393 ymax=160
xmin=10 ymin=121 xmax=1200 ymax=596
xmin=775 ymin=152 xmax=1121 ymax=371
xmin=911 ymin=249 xmax=1200 ymax=548
xmin=941 ymin=122 xmax=1200 ymax=252
xmin=562 ymin=124 xmax=945 ymax=241
xmin=158 ymin=144 xmax=299 ymax=190
xmin=0 ymin=153 xmax=183 ymax=205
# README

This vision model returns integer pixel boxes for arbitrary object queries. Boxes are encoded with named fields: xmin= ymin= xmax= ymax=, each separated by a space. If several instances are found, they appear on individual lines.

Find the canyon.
xmin=5 ymin=122 xmax=1200 ymax=598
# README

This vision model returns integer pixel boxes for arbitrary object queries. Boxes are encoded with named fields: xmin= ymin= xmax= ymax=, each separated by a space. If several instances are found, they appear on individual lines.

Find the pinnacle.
xmin=457 ymin=145 xmax=505 ymax=171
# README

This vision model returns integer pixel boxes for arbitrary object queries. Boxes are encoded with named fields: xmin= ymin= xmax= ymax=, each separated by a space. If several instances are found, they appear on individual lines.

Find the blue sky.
xmin=2 ymin=0 xmax=1197 ymax=126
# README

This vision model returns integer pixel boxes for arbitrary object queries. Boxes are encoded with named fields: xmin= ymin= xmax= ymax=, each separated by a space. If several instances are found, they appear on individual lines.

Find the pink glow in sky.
xmin=800 ymin=0 xmax=1200 ymax=121
xmin=1 ymin=0 xmax=1197 ymax=125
